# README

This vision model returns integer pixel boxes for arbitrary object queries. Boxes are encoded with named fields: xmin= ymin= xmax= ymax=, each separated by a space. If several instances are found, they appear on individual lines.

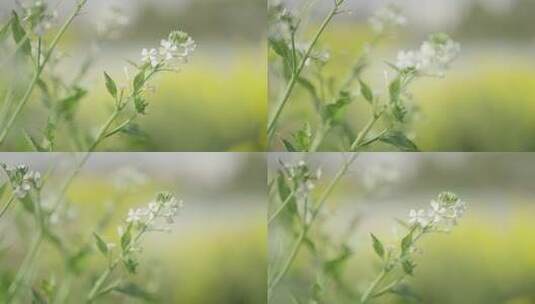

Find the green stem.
xmin=268 ymin=228 xmax=307 ymax=300
xmin=268 ymin=190 xmax=296 ymax=225
xmin=267 ymin=2 xmax=341 ymax=142
xmin=87 ymin=108 xmax=120 ymax=152
xmin=86 ymin=264 xmax=117 ymax=303
xmin=268 ymin=153 xmax=358 ymax=300
xmin=6 ymin=230 xmax=44 ymax=303
xmin=349 ymin=111 xmax=384 ymax=152
xmin=0 ymin=0 xmax=88 ymax=145
xmin=0 ymin=194 xmax=16 ymax=219
xmin=361 ymin=270 xmax=387 ymax=304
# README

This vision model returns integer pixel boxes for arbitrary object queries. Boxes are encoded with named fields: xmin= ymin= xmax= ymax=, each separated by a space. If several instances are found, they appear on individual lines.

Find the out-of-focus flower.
xmin=96 ymin=5 xmax=130 ymax=40
xmin=369 ymin=4 xmax=407 ymax=33
xmin=0 ymin=163 xmax=41 ymax=198
xmin=21 ymin=0 xmax=58 ymax=36
xmin=124 ymin=192 xmax=183 ymax=230
xmin=140 ymin=31 xmax=196 ymax=70
xmin=408 ymin=192 xmax=467 ymax=230
xmin=395 ymin=33 xmax=461 ymax=77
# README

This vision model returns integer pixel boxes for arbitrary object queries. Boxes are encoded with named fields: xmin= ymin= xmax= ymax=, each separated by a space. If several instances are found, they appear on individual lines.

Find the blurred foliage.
xmin=1 ymin=50 xmax=266 ymax=151
xmin=0 ymin=175 xmax=267 ymax=303
xmin=271 ymin=21 xmax=535 ymax=151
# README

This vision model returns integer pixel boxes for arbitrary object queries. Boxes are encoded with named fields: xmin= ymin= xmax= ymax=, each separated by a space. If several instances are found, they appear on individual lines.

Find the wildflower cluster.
xmin=89 ymin=192 xmax=183 ymax=302
xmin=0 ymin=163 xmax=41 ymax=198
xmin=395 ymin=33 xmax=461 ymax=77
xmin=125 ymin=192 xmax=183 ymax=229
xmin=20 ymin=0 xmax=58 ymax=36
xmin=141 ymin=31 xmax=197 ymax=70
xmin=362 ymin=192 xmax=468 ymax=303
xmin=282 ymin=160 xmax=322 ymax=199
xmin=268 ymin=1 xmax=460 ymax=152
xmin=369 ymin=4 xmax=407 ymax=33
xmin=408 ymin=191 xmax=467 ymax=230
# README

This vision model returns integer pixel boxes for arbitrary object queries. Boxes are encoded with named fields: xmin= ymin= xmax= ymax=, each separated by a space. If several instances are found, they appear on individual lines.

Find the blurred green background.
xmin=0 ymin=153 xmax=266 ymax=303
xmin=269 ymin=153 xmax=535 ymax=303
xmin=271 ymin=0 xmax=535 ymax=151
xmin=0 ymin=0 xmax=266 ymax=151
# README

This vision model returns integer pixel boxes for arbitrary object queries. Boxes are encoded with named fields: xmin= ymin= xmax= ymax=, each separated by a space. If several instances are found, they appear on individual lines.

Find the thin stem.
xmin=268 ymin=2 xmax=341 ymax=142
xmin=87 ymin=108 xmax=120 ymax=152
xmin=268 ymin=190 xmax=296 ymax=225
xmin=268 ymin=228 xmax=307 ymax=300
xmin=6 ymin=230 xmax=44 ymax=303
xmin=349 ymin=111 xmax=384 ymax=152
xmin=268 ymin=153 xmax=358 ymax=300
xmin=0 ymin=193 xmax=16 ymax=219
xmin=86 ymin=263 xmax=118 ymax=303
xmin=361 ymin=270 xmax=387 ymax=304
xmin=0 ymin=0 xmax=88 ymax=145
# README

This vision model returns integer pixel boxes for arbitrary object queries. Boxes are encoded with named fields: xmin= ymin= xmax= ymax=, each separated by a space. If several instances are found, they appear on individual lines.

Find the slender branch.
xmin=268 ymin=2 xmax=341 ymax=142
xmin=268 ymin=190 xmax=296 ymax=225
xmin=268 ymin=153 xmax=358 ymax=300
xmin=0 ymin=0 xmax=88 ymax=145
xmin=360 ymin=270 xmax=387 ymax=304
xmin=0 ymin=194 xmax=16 ymax=219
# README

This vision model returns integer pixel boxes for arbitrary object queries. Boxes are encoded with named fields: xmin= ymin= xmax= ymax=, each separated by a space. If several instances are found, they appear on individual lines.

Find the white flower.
xmin=409 ymin=209 xmax=429 ymax=227
xmin=428 ymin=199 xmax=447 ymax=223
xmin=369 ymin=5 xmax=407 ymax=33
xmin=395 ymin=34 xmax=460 ymax=76
xmin=159 ymin=39 xmax=179 ymax=61
xmin=141 ymin=48 xmax=159 ymax=67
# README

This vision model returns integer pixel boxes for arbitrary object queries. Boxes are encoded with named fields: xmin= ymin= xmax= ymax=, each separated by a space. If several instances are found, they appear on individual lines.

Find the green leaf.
xmin=389 ymin=76 xmax=402 ymax=104
xmin=370 ymin=233 xmax=385 ymax=258
xmin=31 ymin=288 xmax=48 ymax=304
xmin=93 ymin=232 xmax=108 ymax=256
xmin=120 ymin=224 xmax=132 ymax=251
xmin=133 ymin=95 xmax=148 ymax=114
xmin=282 ymin=139 xmax=296 ymax=152
xmin=0 ymin=17 xmax=12 ymax=43
xmin=401 ymin=230 xmax=413 ymax=256
xmin=379 ymin=131 xmax=419 ymax=152
xmin=402 ymin=259 xmax=416 ymax=275
xmin=359 ymin=79 xmax=374 ymax=103
xmin=56 ymin=87 xmax=87 ymax=121
xmin=113 ymin=282 xmax=156 ymax=301
xmin=133 ymin=70 xmax=146 ymax=93
xmin=275 ymin=172 xmax=298 ymax=223
xmin=323 ymin=245 xmax=352 ymax=279
xmin=23 ymin=131 xmax=46 ymax=152
xmin=324 ymin=91 xmax=352 ymax=125
xmin=122 ymin=257 xmax=138 ymax=274
xmin=291 ymin=123 xmax=312 ymax=151
xmin=11 ymin=12 xmax=31 ymax=57
xmin=104 ymin=72 xmax=117 ymax=98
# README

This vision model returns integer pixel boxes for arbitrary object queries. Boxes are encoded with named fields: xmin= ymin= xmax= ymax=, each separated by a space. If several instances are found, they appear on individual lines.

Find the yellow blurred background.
xmin=269 ymin=153 xmax=535 ymax=303
xmin=0 ymin=153 xmax=266 ymax=303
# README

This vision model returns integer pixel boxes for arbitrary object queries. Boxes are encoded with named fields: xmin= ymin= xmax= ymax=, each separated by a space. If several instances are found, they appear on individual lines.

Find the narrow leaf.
xmin=359 ymin=79 xmax=374 ymax=103
xmin=104 ymin=72 xmax=117 ymax=98
xmin=370 ymin=233 xmax=385 ymax=258
xmin=93 ymin=232 xmax=108 ymax=256
xmin=379 ymin=131 xmax=419 ymax=152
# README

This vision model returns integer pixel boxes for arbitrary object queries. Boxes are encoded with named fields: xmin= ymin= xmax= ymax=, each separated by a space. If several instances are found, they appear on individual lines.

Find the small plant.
xmin=268 ymin=158 xmax=468 ymax=303
xmin=0 ymin=0 xmax=195 ymax=151
xmin=0 ymin=160 xmax=183 ymax=303
xmin=268 ymin=1 xmax=460 ymax=151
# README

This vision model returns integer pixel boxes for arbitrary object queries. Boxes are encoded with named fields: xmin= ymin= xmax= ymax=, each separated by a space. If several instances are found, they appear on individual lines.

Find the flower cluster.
xmin=141 ymin=31 xmax=196 ymax=69
xmin=369 ymin=4 xmax=407 ymax=33
xmin=362 ymin=162 xmax=400 ymax=191
xmin=112 ymin=167 xmax=148 ymax=191
xmin=409 ymin=192 xmax=467 ymax=230
xmin=96 ymin=5 xmax=130 ymax=39
xmin=22 ymin=0 xmax=58 ymax=36
xmin=395 ymin=33 xmax=461 ymax=77
xmin=125 ymin=192 xmax=183 ymax=230
xmin=0 ymin=163 xmax=41 ymax=198
xmin=283 ymin=160 xmax=322 ymax=199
